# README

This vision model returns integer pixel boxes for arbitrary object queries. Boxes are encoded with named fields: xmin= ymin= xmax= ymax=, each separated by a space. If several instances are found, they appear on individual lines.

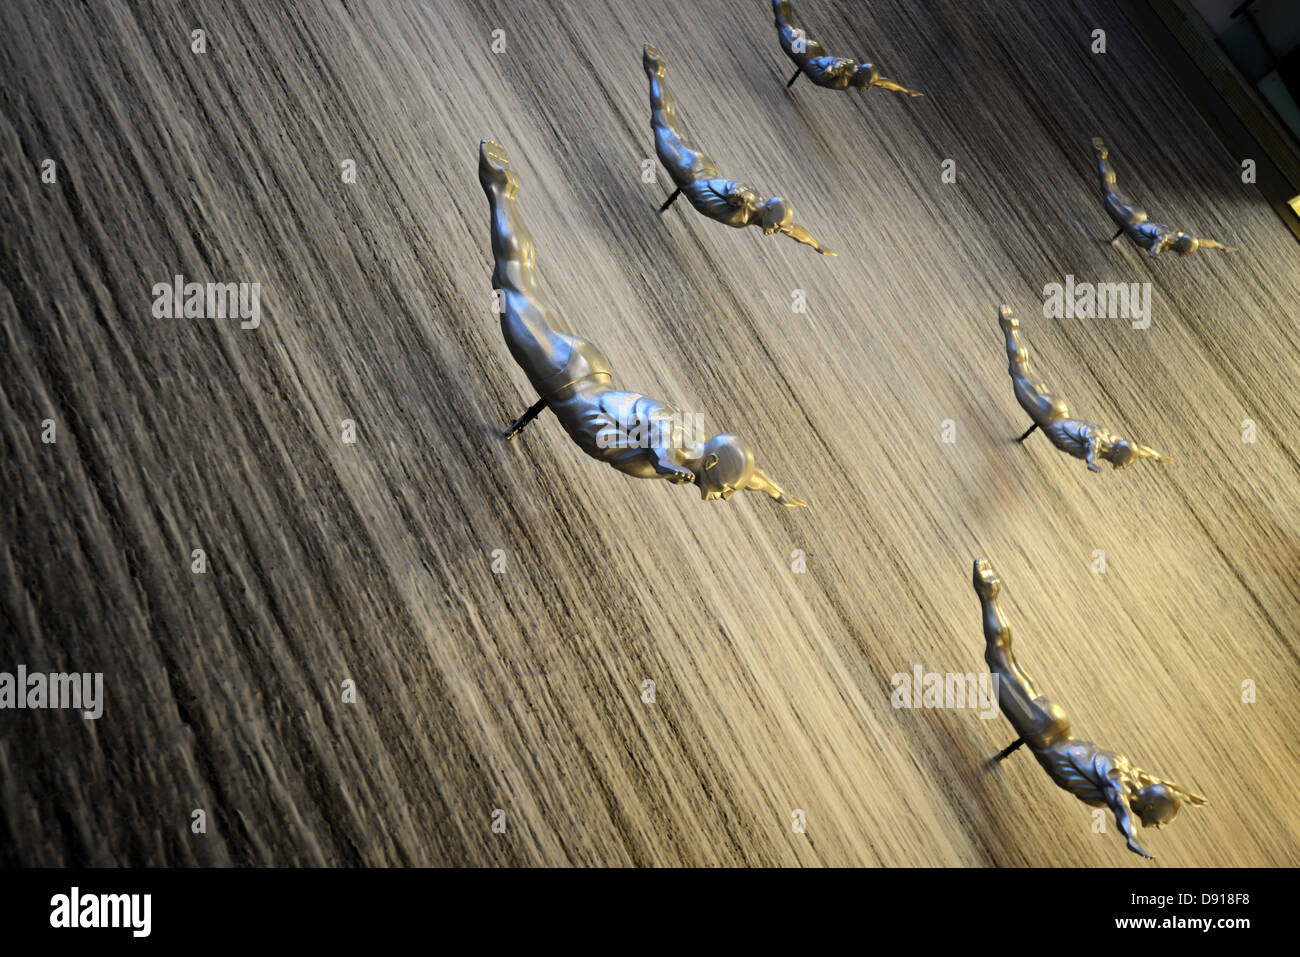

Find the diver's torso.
xmin=1126 ymin=220 xmax=1169 ymax=249
xmin=550 ymin=388 xmax=698 ymax=473
xmin=1043 ymin=418 xmax=1095 ymax=458
xmin=1033 ymin=739 xmax=1116 ymax=806
xmin=684 ymin=178 xmax=756 ymax=227
xmin=806 ymin=56 xmax=856 ymax=88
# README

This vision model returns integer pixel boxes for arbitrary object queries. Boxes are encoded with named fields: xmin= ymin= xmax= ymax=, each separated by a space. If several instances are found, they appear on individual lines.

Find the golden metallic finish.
xmin=643 ymin=43 xmax=835 ymax=256
xmin=998 ymin=304 xmax=1164 ymax=472
xmin=1094 ymin=138 xmax=1237 ymax=257
xmin=773 ymin=1 xmax=923 ymax=97
xmin=479 ymin=138 xmax=806 ymax=507
xmin=973 ymin=558 xmax=1207 ymax=859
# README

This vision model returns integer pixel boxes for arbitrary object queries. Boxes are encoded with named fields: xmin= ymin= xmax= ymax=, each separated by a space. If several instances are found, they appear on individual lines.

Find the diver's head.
xmin=849 ymin=62 xmax=878 ymax=89
xmin=758 ymin=197 xmax=793 ymax=234
xmin=1171 ymin=232 xmax=1198 ymax=255
xmin=1104 ymin=438 xmax=1139 ymax=470
xmin=1133 ymin=783 xmax=1181 ymax=829
xmin=1102 ymin=438 xmax=1161 ymax=469
xmin=696 ymin=434 xmax=755 ymax=501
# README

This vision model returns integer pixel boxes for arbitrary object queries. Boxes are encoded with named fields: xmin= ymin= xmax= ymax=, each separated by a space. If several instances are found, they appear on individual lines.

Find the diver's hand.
xmin=776 ymin=492 xmax=807 ymax=508
xmin=1087 ymin=462 xmax=1102 ymax=473
xmin=1127 ymin=836 xmax=1155 ymax=859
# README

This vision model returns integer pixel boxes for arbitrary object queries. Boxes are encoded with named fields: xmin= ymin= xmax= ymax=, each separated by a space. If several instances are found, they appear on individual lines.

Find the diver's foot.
xmin=479 ymin=138 xmax=512 ymax=191
xmin=643 ymin=43 xmax=665 ymax=77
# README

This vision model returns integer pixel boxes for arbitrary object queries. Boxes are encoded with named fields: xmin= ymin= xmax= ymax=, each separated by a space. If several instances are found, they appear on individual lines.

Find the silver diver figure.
xmin=643 ymin=43 xmax=836 ymax=256
xmin=1094 ymin=138 xmax=1236 ymax=258
xmin=998 ymin=304 xmax=1164 ymax=472
xmin=973 ymin=558 xmax=1206 ymax=859
xmin=773 ymin=1 xmax=923 ymax=96
xmin=479 ymin=138 xmax=806 ymax=507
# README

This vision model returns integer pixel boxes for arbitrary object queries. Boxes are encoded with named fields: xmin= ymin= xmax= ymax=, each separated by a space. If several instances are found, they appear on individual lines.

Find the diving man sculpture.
xmin=973 ymin=558 xmax=1206 ymax=859
xmin=773 ymin=1 xmax=923 ymax=97
xmin=644 ymin=43 xmax=835 ymax=256
xmin=479 ymin=138 xmax=806 ymax=507
xmin=1094 ymin=138 xmax=1236 ymax=258
xmin=998 ymin=304 xmax=1164 ymax=472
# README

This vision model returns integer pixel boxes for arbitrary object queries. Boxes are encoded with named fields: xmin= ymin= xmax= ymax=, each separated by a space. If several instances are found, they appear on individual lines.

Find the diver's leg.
xmin=480 ymin=139 xmax=572 ymax=383
xmin=999 ymin=305 xmax=1056 ymax=427
xmin=977 ymin=566 xmax=1050 ymax=740
xmin=1094 ymin=138 xmax=1118 ymax=191
xmin=645 ymin=43 xmax=709 ymax=188
xmin=787 ymin=67 xmax=801 ymax=87
xmin=1093 ymin=139 xmax=1147 ymax=232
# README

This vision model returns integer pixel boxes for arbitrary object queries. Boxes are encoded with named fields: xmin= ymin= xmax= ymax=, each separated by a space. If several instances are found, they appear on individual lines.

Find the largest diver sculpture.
xmin=973 ymin=558 xmax=1206 ymax=859
xmin=644 ymin=43 xmax=836 ymax=256
xmin=479 ymin=138 xmax=806 ymax=507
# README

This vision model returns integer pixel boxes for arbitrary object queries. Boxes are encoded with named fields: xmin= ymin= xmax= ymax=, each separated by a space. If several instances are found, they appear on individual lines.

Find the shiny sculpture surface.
xmin=998 ymin=304 xmax=1164 ymax=471
xmin=1094 ymin=138 xmax=1237 ymax=257
xmin=479 ymin=138 xmax=806 ymax=507
xmin=643 ymin=43 xmax=835 ymax=256
xmin=973 ymin=558 xmax=1206 ymax=859
xmin=773 ymin=1 xmax=923 ymax=96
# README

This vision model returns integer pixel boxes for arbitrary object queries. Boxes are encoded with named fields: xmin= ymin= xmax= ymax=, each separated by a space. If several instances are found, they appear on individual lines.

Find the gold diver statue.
xmin=773 ymin=1 xmax=923 ymax=97
xmin=997 ymin=304 xmax=1164 ymax=472
xmin=1094 ymin=138 xmax=1236 ymax=258
xmin=643 ymin=43 xmax=836 ymax=256
xmin=973 ymin=557 xmax=1206 ymax=859
xmin=478 ymin=138 xmax=806 ymax=507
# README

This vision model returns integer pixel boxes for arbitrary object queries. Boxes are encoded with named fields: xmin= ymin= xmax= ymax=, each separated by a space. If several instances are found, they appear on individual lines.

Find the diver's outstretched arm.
xmin=1084 ymin=432 xmax=1102 ymax=473
xmin=869 ymin=75 xmax=923 ymax=97
xmin=1191 ymin=237 xmax=1237 ymax=254
xmin=747 ymin=467 xmax=807 ymax=507
xmin=780 ymin=223 xmax=836 ymax=256
xmin=1102 ymin=768 xmax=1153 ymax=859
xmin=1134 ymin=768 xmax=1207 ymax=806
